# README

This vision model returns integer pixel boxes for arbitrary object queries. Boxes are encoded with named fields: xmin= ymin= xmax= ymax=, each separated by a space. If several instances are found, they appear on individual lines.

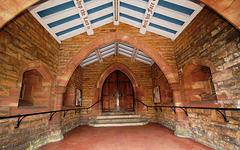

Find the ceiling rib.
xmin=80 ymin=42 xmax=155 ymax=67
xmin=95 ymin=49 xmax=103 ymax=63
xmin=73 ymin=0 xmax=94 ymax=35
xmin=29 ymin=0 xmax=204 ymax=42
xmin=113 ymin=0 xmax=120 ymax=25
xmin=131 ymin=48 xmax=138 ymax=62
xmin=139 ymin=0 xmax=159 ymax=34
xmin=115 ymin=42 xmax=119 ymax=56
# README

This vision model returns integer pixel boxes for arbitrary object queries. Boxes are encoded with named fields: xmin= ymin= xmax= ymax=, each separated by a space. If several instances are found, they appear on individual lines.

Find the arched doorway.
xmin=102 ymin=70 xmax=134 ymax=112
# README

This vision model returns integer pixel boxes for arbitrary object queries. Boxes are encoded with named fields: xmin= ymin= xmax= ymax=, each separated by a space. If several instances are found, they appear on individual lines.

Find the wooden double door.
xmin=102 ymin=70 xmax=134 ymax=112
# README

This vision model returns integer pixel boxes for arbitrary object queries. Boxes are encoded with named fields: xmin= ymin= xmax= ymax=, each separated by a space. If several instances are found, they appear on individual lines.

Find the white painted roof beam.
xmin=164 ymin=0 xmax=202 ymax=10
xmin=92 ymin=17 xmax=113 ymax=29
xmin=51 ymin=18 xmax=83 ymax=33
xmin=138 ymin=50 xmax=151 ymax=58
xmin=119 ymin=51 xmax=132 ymax=57
xmin=42 ymin=7 xmax=78 ymax=24
xmin=89 ymin=7 xmax=112 ymax=21
xmin=119 ymin=48 xmax=132 ymax=55
xmin=32 ymin=0 xmax=73 ymax=12
xmin=147 ymin=25 xmax=175 ymax=40
xmin=118 ymin=44 xmax=134 ymax=52
xmin=81 ymin=58 xmax=99 ymax=67
xmin=135 ymin=57 xmax=152 ymax=65
xmin=99 ymin=44 xmax=115 ymax=52
xmin=85 ymin=0 xmax=112 ymax=10
xmin=102 ymin=51 xmax=115 ymax=58
xmin=121 ymin=0 xmax=188 ymax=22
xmin=82 ymin=55 xmax=98 ymax=64
xmin=120 ymin=17 xmax=142 ymax=28
xmin=151 ymin=16 xmax=181 ymax=31
xmin=120 ymin=7 xmax=180 ymax=31
xmin=121 ymin=0 xmax=147 ymax=10
xmin=119 ymin=7 xmax=145 ymax=21
xmin=88 ymin=51 xmax=97 ymax=57
xmin=154 ymin=6 xmax=189 ymax=22
xmin=140 ymin=0 xmax=159 ymax=34
xmin=101 ymin=48 xmax=115 ymax=56
xmin=73 ymin=0 xmax=94 ymax=35
xmin=136 ymin=54 xmax=153 ymax=62
xmin=58 ymin=27 xmax=85 ymax=41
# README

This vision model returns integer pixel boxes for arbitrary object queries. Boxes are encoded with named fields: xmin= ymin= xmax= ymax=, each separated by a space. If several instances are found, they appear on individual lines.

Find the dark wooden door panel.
xmin=102 ymin=70 xmax=134 ymax=112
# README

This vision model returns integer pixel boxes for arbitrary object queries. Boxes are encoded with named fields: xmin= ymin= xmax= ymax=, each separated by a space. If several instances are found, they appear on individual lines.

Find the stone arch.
xmin=17 ymin=62 xmax=53 ymax=87
xmin=93 ymin=62 xmax=143 ymax=104
xmin=0 ymin=62 xmax=53 ymax=106
xmin=17 ymin=62 xmax=53 ymax=106
xmin=182 ymin=58 xmax=216 ymax=83
xmin=182 ymin=58 xmax=217 ymax=102
xmin=57 ymin=32 xmax=179 ymax=89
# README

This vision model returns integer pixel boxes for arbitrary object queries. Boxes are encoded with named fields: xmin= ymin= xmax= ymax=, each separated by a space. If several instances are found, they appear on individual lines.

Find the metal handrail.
xmin=0 ymin=99 xmax=102 ymax=128
xmin=135 ymin=99 xmax=240 ymax=122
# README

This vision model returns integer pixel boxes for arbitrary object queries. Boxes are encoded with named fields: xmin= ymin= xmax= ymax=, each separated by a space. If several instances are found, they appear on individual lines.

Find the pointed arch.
xmin=56 ymin=32 xmax=179 ymax=88
xmin=92 ymin=63 xmax=143 ymax=103
xmin=182 ymin=58 xmax=216 ymax=82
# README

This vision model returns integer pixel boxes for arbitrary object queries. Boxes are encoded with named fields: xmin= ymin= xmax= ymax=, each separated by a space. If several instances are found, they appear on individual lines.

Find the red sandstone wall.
xmin=0 ymin=10 xmax=60 ymax=149
xmin=174 ymin=7 xmax=240 ymax=149
xmin=151 ymin=63 xmax=176 ymax=130
xmin=61 ymin=66 xmax=85 ymax=133
xmin=0 ymin=10 xmax=59 ymax=98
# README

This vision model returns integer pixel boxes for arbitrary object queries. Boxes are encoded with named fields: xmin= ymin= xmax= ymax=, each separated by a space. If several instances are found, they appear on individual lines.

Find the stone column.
xmin=170 ymin=83 xmax=190 ymax=138
xmin=47 ymin=86 xmax=65 ymax=142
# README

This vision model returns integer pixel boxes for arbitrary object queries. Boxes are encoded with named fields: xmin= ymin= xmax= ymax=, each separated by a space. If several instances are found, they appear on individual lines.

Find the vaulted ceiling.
xmin=80 ymin=42 xmax=154 ymax=67
xmin=29 ymin=0 xmax=204 ymax=43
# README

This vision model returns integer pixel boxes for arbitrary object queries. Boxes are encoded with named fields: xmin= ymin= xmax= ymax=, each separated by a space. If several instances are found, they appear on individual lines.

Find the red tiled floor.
xmin=40 ymin=123 xmax=213 ymax=150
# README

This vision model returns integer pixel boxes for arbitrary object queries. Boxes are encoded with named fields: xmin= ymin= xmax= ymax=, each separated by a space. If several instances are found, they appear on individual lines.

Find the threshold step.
xmin=95 ymin=118 xmax=146 ymax=123
xmin=96 ymin=115 xmax=141 ymax=119
xmin=102 ymin=112 xmax=135 ymax=116
xmin=89 ymin=121 xmax=148 ymax=127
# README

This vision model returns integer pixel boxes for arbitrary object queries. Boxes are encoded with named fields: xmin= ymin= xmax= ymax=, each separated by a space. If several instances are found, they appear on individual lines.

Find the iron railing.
xmin=0 ymin=99 xmax=102 ymax=128
xmin=135 ymin=99 xmax=240 ymax=122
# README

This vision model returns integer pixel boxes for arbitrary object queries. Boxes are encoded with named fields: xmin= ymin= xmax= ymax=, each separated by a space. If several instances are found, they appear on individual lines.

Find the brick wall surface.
xmin=61 ymin=65 xmax=87 ymax=133
xmin=0 ymin=10 xmax=60 ymax=149
xmin=0 ymin=114 xmax=50 ymax=149
xmin=151 ymin=63 xmax=176 ymax=130
xmin=173 ymin=7 xmax=240 ymax=149
xmin=0 ymin=10 xmax=60 ymax=97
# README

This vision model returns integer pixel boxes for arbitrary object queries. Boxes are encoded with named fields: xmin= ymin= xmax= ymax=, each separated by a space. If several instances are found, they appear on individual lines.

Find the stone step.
xmin=89 ymin=111 xmax=148 ymax=127
xmin=95 ymin=118 xmax=146 ymax=123
xmin=102 ymin=111 xmax=135 ymax=116
xmin=89 ymin=121 xmax=148 ymax=127
xmin=96 ymin=114 xmax=141 ymax=119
